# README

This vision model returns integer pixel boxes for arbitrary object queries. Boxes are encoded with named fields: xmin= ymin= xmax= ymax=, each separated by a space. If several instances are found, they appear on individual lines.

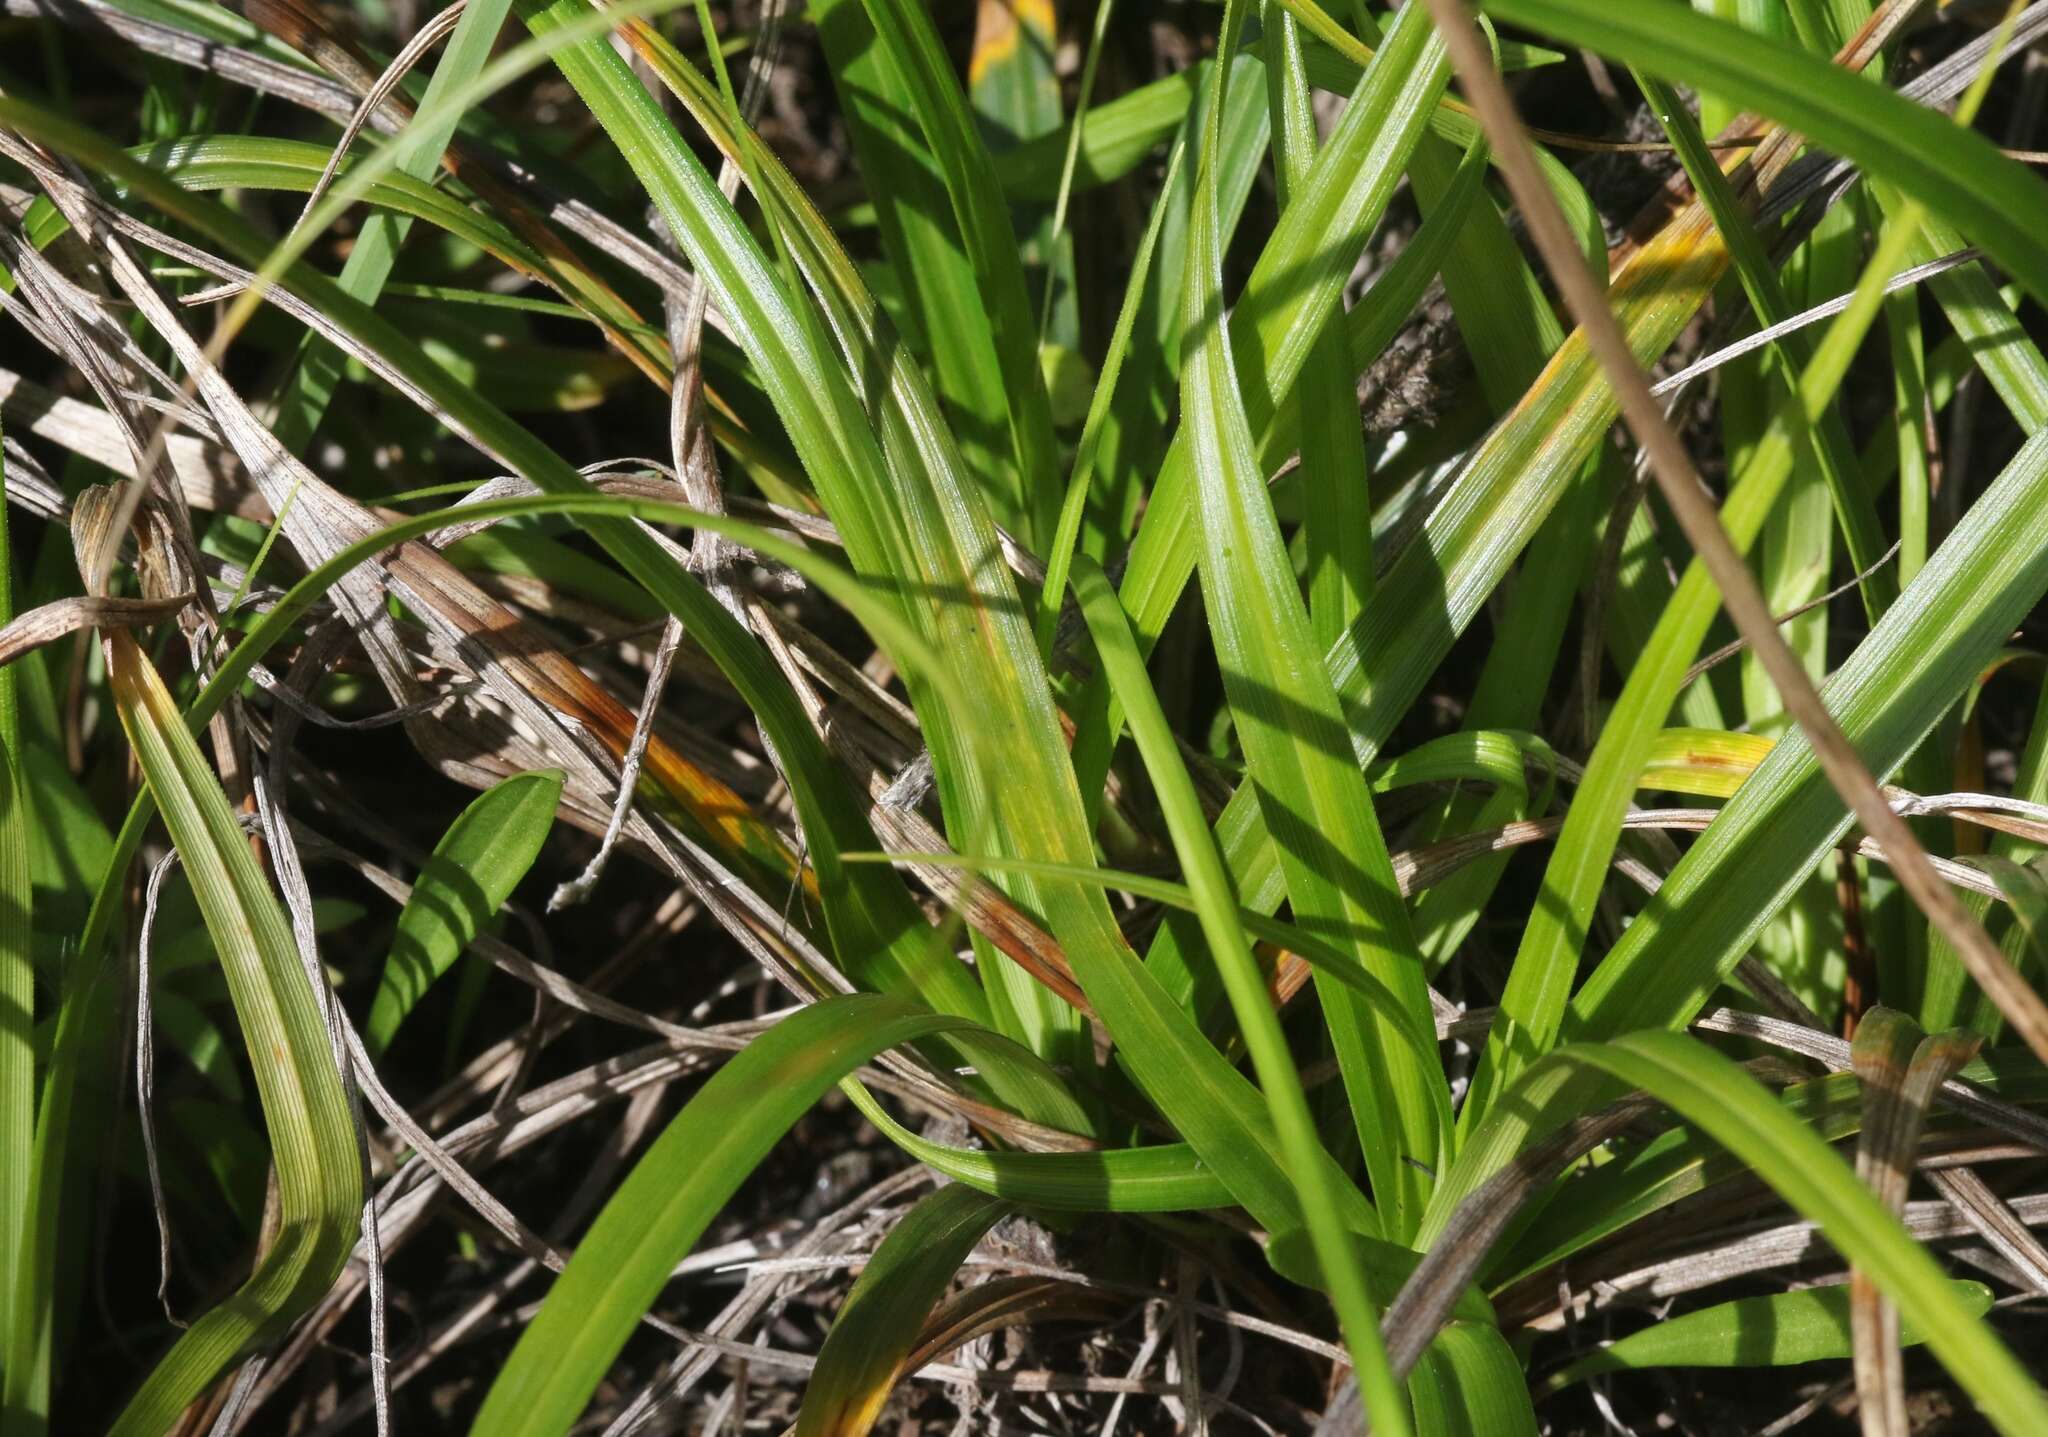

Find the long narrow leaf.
xmin=1179 ymin=0 xmax=1449 ymax=1237
xmin=1461 ymin=182 xmax=1925 ymax=1130
xmin=796 ymin=1184 xmax=1014 ymax=1437
xmin=1543 ymin=1281 xmax=1992 ymax=1389
xmin=852 ymin=0 xmax=1064 ymax=542
xmin=0 ymin=432 xmax=32 ymax=1412
xmin=470 ymin=995 xmax=1043 ymax=1437
xmin=1171 ymin=2 xmax=1422 ymax=1424
xmin=601 ymin=13 xmax=1387 ymax=1203
xmin=1568 ymin=430 xmax=2048 ymax=1043
xmin=105 ymin=630 xmax=361 ymax=1436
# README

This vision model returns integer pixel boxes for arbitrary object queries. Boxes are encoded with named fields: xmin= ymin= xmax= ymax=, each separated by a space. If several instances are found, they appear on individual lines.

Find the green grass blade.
xmin=1566 ymin=425 xmax=2048 ymax=1044
xmin=1388 ymin=60 xmax=1582 ymax=972
xmin=991 ymin=62 xmax=1204 ymax=200
xmin=1082 ymin=2 xmax=1482 ymax=965
xmin=0 ymin=432 xmax=32 ymax=1414
xmin=267 ymin=0 xmax=518 ymax=452
xmin=1127 ymin=134 xmax=1494 ymax=1012
xmin=1035 ymin=0 xmax=1115 ymax=352
xmin=853 ymin=0 xmax=1064 ymax=543
xmin=1113 ymin=0 xmax=1453 ymax=658
xmin=1 ymin=86 xmax=1007 ymax=1034
xmin=596 ymin=11 xmax=1094 ymax=1061
xmin=1112 ymin=39 xmax=2035 ymax=978
xmin=1265 ymin=1 xmax=1372 ymax=646
xmin=1460 ymin=196 xmax=1923 ymax=1131
xmin=1632 ymin=69 xmax=1889 ymax=621
xmin=1321 ymin=223 xmax=1720 ymax=753
xmin=796 ymin=1183 xmax=1014 ymax=1437
xmin=1887 ymin=283 xmax=1931 ymax=582
xmin=15 ymin=98 xmax=1055 ymax=1063
xmin=364 ymin=769 xmax=563 ymax=1056
xmin=1167 ymin=2 xmax=1420 ymax=1421
xmin=1407 ymin=1322 xmax=1540 ymax=1437
xmin=1346 ymin=135 xmax=1493 ymax=380
xmin=1058 ymin=52 xmax=1267 ymax=572
xmin=967 ymin=0 xmax=1076 ymax=347
xmin=983 ymin=32 xmax=1555 ymax=200
xmin=810 ymin=0 xmax=1022 ymax=528
xmin=1906 ymin=215 xmax=2048 ymax=437
xmin=468 ymin=995 xmax=1028 ymax=1437
xmin=1035 ymin=138 xmax=1185 ymax=658
xmin=105 ymin=631 xmax=362 ymax=1436
xmin=6 ymin=812 xmax=131 ymax=1432
xmin=1780 ymin=0 xmax=1849 ymax=55
xmin=844 ymin=1083 xmax=1233 ymax=1209
xmin=1543 ymin=1281 xmax=1993 ymax=1389
xmin=1104 ymin=105 xmax=1732 ymax=892
xmin=850 ymin=845 xmax=1452 ymax=1019
xmin=1072 ymin=550 xmax=1403 ymax=1295
xmin=1494 ymin=1068 xmax=1870 ymax=1283
xmin=604 ymin=18 xmax=1393 ymax=1183
xmin=1741 ymin=199 xmax=1858 ymax=737
xmin=1178 ymin=0 xmax=1448 ymax=1240
xmin=80 ymin=470 xmax=1097 ymax=1128
xmin=113 ymin=137 xmax=604 ymax=331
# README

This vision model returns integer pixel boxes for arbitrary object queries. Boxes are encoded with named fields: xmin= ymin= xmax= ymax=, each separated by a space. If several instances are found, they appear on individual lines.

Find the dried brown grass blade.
xmin=1924 ymin=1165 xmax=2048 ymax=1295
xmin=0 ymin=592 xmax=190 ymax=665
xmin=0 ymin=367 xmax=261 ymax=519
xmin=33 ymin=164 xmax=801 ymax=884
xmin=1849 ymin=1011 xmax=1982 ymax=1437
xmin=183 ymin=0 xmax=472 ymax=307
xmin=901 ymin=1276 xmax=1126 ymax=1377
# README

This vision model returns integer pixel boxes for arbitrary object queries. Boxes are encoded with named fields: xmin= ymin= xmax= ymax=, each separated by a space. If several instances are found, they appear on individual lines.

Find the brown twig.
xmin=1839 ymin=843 xmax=1877 ymax=1036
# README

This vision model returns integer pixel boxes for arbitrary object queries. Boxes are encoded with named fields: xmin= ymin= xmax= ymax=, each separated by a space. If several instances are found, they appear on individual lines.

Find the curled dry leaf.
xmin=0 ymin=591 xmax=190 ymax=667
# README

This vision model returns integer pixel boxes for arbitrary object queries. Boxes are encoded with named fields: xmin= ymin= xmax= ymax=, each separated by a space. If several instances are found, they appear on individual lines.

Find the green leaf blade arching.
xmin=1070 ymin=547 xmax=1399 ymax=1346
xmin=29 ymin=0 xmax=2048 ymax=1431
xmin=0 ymin=83 xmax=1003 ymax=1039
xmin=1570 ymin=428 xmax=2048 ymax=1047
xmin=1107 ymin=109 xmax=1739 ymax=1032
xmin=104 ymin=631 xmax=362 ymax=1437
xmin=1166 ymin=1 xmax=1434 ymax=1428
xmin=1459 ymin=157 xmax=1924 ymax=1133
xmin=470 ymin=995 xmax=1002 ymax=1437
xmin=580 ymin=5 xmax=1378 ymax=1202
xmin=796 ymin=1183 xmax=1014 ymax=1437
xmin=1407 ymin=1322 xmax=1540 ymax=1437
